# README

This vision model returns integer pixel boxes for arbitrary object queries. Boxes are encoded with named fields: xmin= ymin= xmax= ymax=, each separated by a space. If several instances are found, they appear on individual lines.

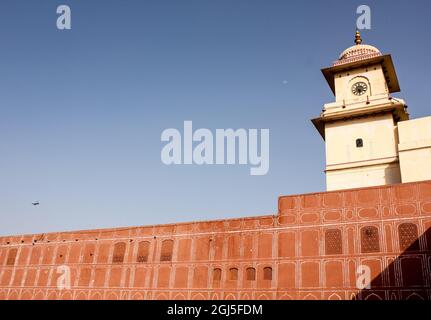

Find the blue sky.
xmin=1 ymin=0 xmax=430 ymax=236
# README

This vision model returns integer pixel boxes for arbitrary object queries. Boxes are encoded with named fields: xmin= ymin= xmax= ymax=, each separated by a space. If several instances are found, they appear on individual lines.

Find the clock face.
xmin=351 ymin=82 xmax=368 ymax=96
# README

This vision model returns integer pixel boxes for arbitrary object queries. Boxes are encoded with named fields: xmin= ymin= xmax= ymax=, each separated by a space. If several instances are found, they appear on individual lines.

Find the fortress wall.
xmin=0 ymin=180 xmax=430 ymax=300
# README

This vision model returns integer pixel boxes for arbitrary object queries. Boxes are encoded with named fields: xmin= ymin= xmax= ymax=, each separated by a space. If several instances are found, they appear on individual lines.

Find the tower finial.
xmin=355 ymin=30 xmax=362 ymax=45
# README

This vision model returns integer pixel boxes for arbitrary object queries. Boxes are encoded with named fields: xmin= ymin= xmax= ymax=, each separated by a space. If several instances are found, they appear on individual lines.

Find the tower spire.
xmin=355 ymin=30 xmax=362 ymax=45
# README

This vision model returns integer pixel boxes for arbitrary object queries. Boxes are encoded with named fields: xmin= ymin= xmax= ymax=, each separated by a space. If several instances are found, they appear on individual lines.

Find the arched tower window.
xmin=325 ymin=229 xmax=342 ymax=255
xmin=160 ymin=239 xmax=174 ymax=262
xmin=398 ymin=223 xmax=419 ymax=252
xmin=112 ymin=242 xmax=126 ymax=263
xmin=361 ymin=226 xmax=380 ymax=253
xmin=136 ymin=241 xmax=150 ymax=263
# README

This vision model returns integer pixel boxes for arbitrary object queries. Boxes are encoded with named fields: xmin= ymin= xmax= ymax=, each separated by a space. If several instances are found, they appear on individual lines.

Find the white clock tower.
xmin=313 ymin=31 xmax=411 ymax=191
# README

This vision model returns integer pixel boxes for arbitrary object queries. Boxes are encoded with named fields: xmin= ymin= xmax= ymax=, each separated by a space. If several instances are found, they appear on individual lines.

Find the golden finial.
xmin=355 ymin=30 xmax=362 ymax=45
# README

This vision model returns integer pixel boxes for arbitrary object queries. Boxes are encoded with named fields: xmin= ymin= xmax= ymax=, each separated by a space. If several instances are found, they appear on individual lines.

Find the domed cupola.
xmin=321 ymin=31 xmax=400 ymax=96
xmin=334 ymin=31 xmax=382 ymax=66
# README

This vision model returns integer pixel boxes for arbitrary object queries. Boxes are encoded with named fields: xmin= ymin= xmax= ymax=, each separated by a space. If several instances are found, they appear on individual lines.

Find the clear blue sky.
xmin=1 ymin=0 xmax=430 ymax=236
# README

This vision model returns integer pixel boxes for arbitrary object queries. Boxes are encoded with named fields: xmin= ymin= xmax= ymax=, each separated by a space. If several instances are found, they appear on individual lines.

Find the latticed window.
xmin=246 ymin=267 xmax=256 ymax=281
xmin=229 ymin=268 xmax=238 ymax=281
xmin=6 ymin=248 xmax=18 ymax=266
xmin=325 ymin=229 xmax=342 ymax=255
xmin=136 ymin=241 xmax=150 ymax=263
xmin=398 ymin=223 xmax=419 ymax=252
xmin=213 ymin=268 xmax=222 ymax=281
xmin=112 ymin=242 xmax=126 ymax=263
xmin=160 ymin=239 xmax=174 ymax=262
xmin=263 ymin=267 xmax=272 ymax=280
xmin=361 ymin=226 xmax=380 ymax=253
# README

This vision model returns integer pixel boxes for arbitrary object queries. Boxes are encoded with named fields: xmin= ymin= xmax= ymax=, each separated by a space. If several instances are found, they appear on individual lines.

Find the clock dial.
xmin=351 ymin=82 xmax=368 ymax=96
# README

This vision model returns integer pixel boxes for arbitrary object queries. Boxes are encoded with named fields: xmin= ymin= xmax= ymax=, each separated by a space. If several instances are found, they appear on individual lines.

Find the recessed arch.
xmin=213 ymin=268 xmax=222 ymax=281
xmin=47 ymin=291 xmax=58 ymax=300
xmin=365 ymin=293 xmax=382 ymax=300
xmin=136 ymin=241 xmax=150 ymax=263
xmin=6 ymin=248 xmax=18 ymax=266
xmin=75 ymin=291 xmax=88 ymax=300
xmin=328 ymin=293 xmax=342 ymax=300
xmin=131 ymin=292 xmax=144 ymax=300
xmin=361 ymin=226 xmax=380 ymax=253
xmin=263 ymin=267 xmax=273 ymax=280
xmin=173 ymin=293 xmax=186 ymax=300
xmin=60 ymin=291 xmax=73 ymax=300
xmin=398 ymin=223 xmax=419 ymax=251
xmin=406 ymin=293 xmax=424 ymax=300
xmin=7 ymin=290 xmax=19 ymax=300
xmin=278 ymin=294 xmax=293 ymax=300
xmin=325 ymin=229 xmax=342 ymax=255
xmin=160 ymin=240 xmax=174 ymax=262
xmin=106 ymin=292 xmax=119 ymax=300
xmin=241 ymin=293 xmax=251 ymax=300
xmin=156 ymin=293 xmax=168 ymax=300
xmin=229 ymin=268 xmax=238 ymax=281
xmin=191 ymin=293 xmax=205 ymax=300
xmin=246 ymin=267 xmax=256 ymax=281
xmin=112 ymin=242 xmax=126 ymax=263
xmin=225 ymin=293 xmax=236 ymax=300
xmin=34 ymin=290 xmax=45 ymax=300
xmin=90 ymin=292 xmax=103 ymax=300
xmin=20 ymin=290 xmax=33 ymax=300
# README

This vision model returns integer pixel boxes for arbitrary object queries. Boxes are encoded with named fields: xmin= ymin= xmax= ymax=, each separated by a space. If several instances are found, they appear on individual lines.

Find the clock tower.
xmin=312 ymin=31 xmax=409 ymax=191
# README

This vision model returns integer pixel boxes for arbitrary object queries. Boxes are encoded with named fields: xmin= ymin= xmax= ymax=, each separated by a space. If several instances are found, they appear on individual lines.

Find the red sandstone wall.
xmin=0 ymin=181 xmax=430 ymax=300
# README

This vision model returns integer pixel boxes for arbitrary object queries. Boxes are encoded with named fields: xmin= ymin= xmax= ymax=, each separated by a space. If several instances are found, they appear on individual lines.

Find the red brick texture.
xmin=1 ymin=181 xmax=430 ymax=300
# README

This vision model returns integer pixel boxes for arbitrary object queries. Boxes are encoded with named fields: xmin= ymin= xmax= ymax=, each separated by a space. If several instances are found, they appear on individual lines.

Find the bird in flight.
xmin=32 ymin=202 xmax=40 ymax=206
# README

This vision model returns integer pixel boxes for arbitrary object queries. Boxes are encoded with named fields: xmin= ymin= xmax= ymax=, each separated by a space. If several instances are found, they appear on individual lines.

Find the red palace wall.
xmin=1 ymin=181 xmax=431 ymax=300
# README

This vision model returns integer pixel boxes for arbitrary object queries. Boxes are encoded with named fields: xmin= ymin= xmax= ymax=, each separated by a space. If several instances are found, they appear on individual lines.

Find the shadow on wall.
xmin=356 ymin=226 xmax=431 ymax=300
xmin=383 ymin=166 xmax=402 ymax=185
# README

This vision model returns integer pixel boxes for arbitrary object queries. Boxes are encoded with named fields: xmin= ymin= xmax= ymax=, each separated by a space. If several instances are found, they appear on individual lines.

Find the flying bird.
xmin=32 ymin=202 xmax=40 ymax=206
